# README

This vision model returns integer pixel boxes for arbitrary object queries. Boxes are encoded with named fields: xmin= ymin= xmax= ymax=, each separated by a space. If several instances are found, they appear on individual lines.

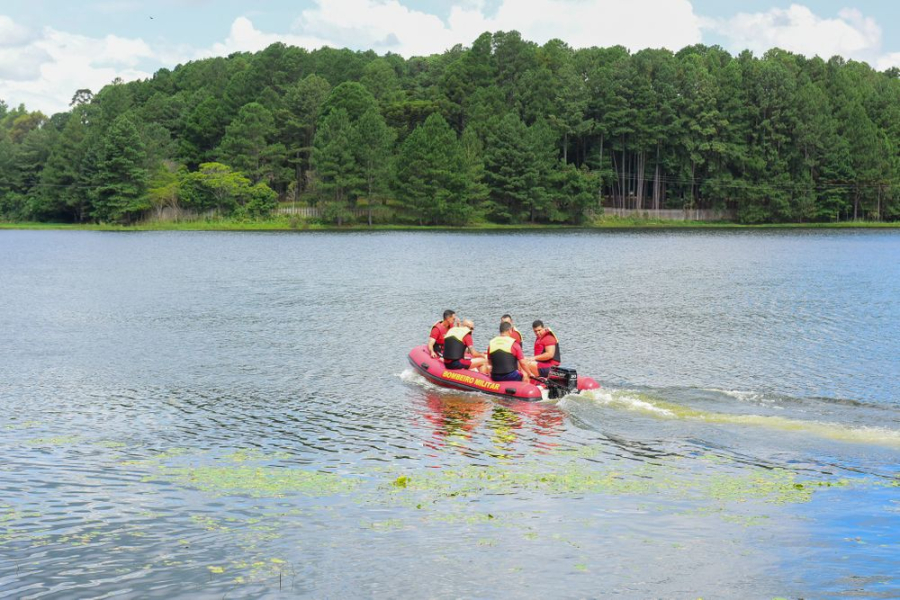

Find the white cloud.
xmin=193 ymin=16 xmax=328 ymax=59
xmin=291 ymin=0 xmax=702 ymax=55
xmin=0 ymin=46 xmax=50 ymax=81
xmin=0 ymin=15 xmax=34 ymax=47
xmin=704 ymin=4 xmax=884 ymax=63
xmin=877 ymin=52 xmax=900 ymax=70
xmin=0 ymin=17 xmax=155 ymax=114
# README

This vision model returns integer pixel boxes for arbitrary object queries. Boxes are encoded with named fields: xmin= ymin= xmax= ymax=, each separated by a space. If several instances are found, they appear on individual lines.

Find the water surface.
xmin=1 ymin=230 xmax=898 ymax=598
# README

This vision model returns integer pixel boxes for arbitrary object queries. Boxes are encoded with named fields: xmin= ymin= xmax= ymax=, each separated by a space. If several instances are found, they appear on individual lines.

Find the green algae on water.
xmin=380 ymin=461 xmax=843 ymax=509
xmin=156 ymin=465 xmax=359 ymax=497
xmin=3 ymin=420 xmax=40 ymax=430
xmin=23 ymin=435 xmax=81 ymax=446
xmin=220 ymin=448 xmax=292 ymax=463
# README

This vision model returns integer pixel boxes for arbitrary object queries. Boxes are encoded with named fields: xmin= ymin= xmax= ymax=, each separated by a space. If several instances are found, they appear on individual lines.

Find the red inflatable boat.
xmin=408 ymin=344 xmax=600 ymax=401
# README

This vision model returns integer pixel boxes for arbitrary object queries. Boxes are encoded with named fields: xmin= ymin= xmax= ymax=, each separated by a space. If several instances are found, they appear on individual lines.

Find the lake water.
xmin=1 ymin=229 xmax=898 ymax=599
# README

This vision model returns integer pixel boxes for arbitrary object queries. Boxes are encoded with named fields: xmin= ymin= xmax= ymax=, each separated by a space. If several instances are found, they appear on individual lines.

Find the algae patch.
xmin=23 ymin=435 xmax=81 ymax=447
xmin=154 ymin=466 xmax=359 ymax=497
xmin=379 ymin=462 xmax=840 ymax=509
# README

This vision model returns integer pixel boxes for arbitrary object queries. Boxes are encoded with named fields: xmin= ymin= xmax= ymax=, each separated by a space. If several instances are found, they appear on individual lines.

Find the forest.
xmin=1 ymin=31 xmax=898 ymax=225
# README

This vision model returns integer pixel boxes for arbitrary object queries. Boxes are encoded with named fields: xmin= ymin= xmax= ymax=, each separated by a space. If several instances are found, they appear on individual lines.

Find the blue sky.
xmin=2 ymin=1 xmax=898 ymax=115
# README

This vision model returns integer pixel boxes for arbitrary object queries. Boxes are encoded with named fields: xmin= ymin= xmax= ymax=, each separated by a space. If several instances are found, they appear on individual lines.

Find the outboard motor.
xmin=547 ymin=366 xmax=578 ymax=399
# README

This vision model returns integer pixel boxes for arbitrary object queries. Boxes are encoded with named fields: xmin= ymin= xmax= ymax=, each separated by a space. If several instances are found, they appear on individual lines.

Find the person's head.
xmin=499 ymin=321 xmax=513 ymax=336
xmin=501 ymin=314 xmax=513 ymax=324
xmin=462 ymin=319 xmax=475 ymax=331
xmin=532 ymin=319 xmax=546 ymax=337
xmin=442 ymin=309 xmax=456 ymax=325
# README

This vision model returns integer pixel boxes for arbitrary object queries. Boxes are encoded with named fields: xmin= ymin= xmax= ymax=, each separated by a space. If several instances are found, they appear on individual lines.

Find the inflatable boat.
xmin=408 ymin=344 xmax=600 ymax=401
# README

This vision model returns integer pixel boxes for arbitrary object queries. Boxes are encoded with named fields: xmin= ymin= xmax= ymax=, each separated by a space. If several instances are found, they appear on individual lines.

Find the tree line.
xmin=1 ymin=32 xmax=898 ymax=225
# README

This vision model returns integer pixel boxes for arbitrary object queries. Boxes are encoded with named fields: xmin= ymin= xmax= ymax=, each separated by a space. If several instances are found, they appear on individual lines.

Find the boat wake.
xmin=576 ymin=387 xmax=900 ymax=448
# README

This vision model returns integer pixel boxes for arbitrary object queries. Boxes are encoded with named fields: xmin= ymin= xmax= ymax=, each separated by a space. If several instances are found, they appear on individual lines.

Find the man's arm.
xmin=427 ymin=331 xmax=438 ymax=358
xmin=533 ymin=344 xmax=555 ymax=362
xmin=466 ymin=344 xmax=485 ymax=359
xmin=517 ymin=359 xmax=531 ymax=383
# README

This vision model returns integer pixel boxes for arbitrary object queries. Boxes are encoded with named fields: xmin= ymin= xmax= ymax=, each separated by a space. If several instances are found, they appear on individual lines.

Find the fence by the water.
xmin=148 ymin=205 xmax=736 ymax=223
xmin=598 ymin=207 xmax=736 ymax=221
xmin=276 ymin=206 xmax=374 ymax=218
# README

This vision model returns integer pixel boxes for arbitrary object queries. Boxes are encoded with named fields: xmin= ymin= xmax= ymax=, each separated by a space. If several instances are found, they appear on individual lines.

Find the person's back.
xmin=489 ymin=322 xmax=529 ymax=383
xmin=443 ymin=319 xmax=487 ymax=371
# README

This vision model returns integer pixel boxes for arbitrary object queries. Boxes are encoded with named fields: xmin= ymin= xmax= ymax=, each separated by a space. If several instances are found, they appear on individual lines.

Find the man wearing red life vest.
xmin=529 ymin=319 xmax=561 ymax=378
xmin=428 ymin=309 xmax=456 ymax=359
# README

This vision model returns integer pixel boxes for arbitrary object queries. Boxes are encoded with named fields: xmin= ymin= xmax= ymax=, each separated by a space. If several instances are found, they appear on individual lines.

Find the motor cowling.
xmin=547 ymin=366 xmax=578 ymax=399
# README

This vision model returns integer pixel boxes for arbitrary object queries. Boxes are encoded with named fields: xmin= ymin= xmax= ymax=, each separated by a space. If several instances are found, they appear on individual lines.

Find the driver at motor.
xmin=530 ymin=319 xmax=561 ymax=378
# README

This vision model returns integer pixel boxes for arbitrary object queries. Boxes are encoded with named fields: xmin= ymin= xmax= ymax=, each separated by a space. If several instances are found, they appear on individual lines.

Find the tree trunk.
xmin=653 ymin=142 xmax=660 ymax=211
xmin=294 ymin=150 xmax=303 ymax=202
xmin=690 ymin=161 xmax=696 ymax=210
xmin=563 ymin=131 xmax=568 ymax=163
xmin=597 ymin=134 xmax=605 ymax=208
xmin=636 ymin=151 xmax=645 ymax=211
xmin=877 ymin=185 xmax=882 ymax=221
xmin=620 ymin=137 xmax=626 ymax=208
xmin=611 ymin=151 xmax=619 ymax=208
xmin=368 ymin=174 xmax=373 ymax=227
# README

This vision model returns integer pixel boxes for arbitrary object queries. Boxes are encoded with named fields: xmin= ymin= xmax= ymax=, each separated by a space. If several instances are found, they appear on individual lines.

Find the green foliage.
xmin=282 ymin=74 xmax=331 ymax=197
xmin=3 ymin=36 xmax=900 ymax=225
xmin=147 ymin=161 xmax=181 ymax=216
xmin=394 ymin=113 xmax=476 ymax=225
xmin=482 ymin=112 xmax=543 ymax=222
xmin=311 ymin=108 xmax=361 ymax=223
xmin=92 ymin=114 xmax=149 ymax=223
xmin=320 ymin=82 xmax=378 ymax=122
xmin=178 ymin=162 xmax=277 ymax=218
xmin=354 ymin=108 xmax=396 ymax=225
xmin=36 ymin=106 xmax=89 ymax=221
xmin=217 ymin=102 xmax=285 ymax=185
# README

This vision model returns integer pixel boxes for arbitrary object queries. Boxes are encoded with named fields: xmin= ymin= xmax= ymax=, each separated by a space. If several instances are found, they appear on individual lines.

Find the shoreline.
xmin=2 ymin=219 xmax=899 ymax=232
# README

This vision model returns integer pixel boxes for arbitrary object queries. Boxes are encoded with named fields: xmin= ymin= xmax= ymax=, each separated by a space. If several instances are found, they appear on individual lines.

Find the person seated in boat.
xmin=500 ymin=314 xmax=524 ymax=346
xmin=528 ymin=319 xmax=561 ymax=378
xmin=428 ymin=309 xmax=456 ymax=358
xmin=442 ymin=319 xmax=488 ymax=372
xmin=488 ymin=322 xmax=530 ymax=383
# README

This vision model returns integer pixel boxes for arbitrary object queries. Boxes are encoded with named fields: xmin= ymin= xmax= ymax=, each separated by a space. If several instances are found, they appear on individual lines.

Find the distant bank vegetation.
xmin=1 ymin=32 xmax=898 ymax=226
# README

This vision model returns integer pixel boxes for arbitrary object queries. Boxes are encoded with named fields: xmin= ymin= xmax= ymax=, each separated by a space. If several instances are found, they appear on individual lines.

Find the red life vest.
xmin=534 ymin=329 xmax=561 ymax=366
xmin=430 ymin=320 xmax=448 ymax=354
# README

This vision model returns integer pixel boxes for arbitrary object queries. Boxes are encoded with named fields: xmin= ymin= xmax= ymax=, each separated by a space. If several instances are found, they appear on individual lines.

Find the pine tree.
xmin=36 ymin=108 xmax=88 ymax=221
xmin=311 ymin=108 xmax=361 ymax=225
xmin=482 ymin=112 xmax=540 ymax=222
xmin=93 ymin=114 xmax=149 ymax=223
xmin=217 ymin=102 xmax=284 ymax=185
xmin=353 ymin=108 xmax=395 ymax=225
xmin=394 ymin=113 xmax=471 ymax=225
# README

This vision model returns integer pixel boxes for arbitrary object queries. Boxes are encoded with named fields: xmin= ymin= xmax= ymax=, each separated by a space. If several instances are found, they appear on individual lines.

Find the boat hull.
xmin=407 ymin=345 xmax=599 ymax=401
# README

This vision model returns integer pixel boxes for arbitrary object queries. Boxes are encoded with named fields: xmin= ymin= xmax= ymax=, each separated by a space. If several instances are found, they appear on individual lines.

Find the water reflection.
xmin=417 ymin=388 xmax=566 ymax=458
xmin=419 ymin=390 xmax=490 ymax=455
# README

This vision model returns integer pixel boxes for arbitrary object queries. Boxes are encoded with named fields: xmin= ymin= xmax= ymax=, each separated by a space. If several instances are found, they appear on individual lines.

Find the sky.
xmin=1 ymin=0 xmax=899 ymax=115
